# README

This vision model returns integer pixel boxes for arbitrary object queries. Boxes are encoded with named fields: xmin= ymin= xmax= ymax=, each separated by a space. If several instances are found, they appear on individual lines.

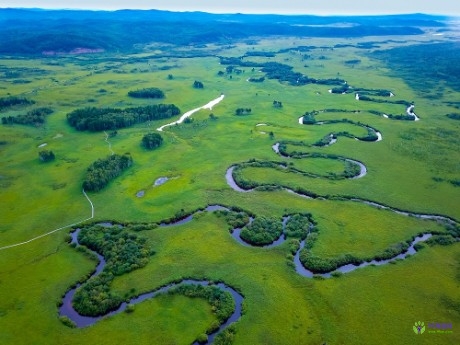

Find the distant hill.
xmin=0 ymin=9 xmax=447 ymax=55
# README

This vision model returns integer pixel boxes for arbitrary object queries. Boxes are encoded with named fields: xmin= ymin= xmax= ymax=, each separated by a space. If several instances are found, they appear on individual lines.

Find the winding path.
xmin=104 ymin=131 xmax=115 ymax=155
xmin=0 ymin=190 xmax=94 ymax=251
xmin=157 ymin=94 xmax=225 ymax=131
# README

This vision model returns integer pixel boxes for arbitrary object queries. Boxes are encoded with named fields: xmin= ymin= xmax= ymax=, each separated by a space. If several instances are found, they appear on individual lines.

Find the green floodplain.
xmin=0 ymin=11 xmax=459 ymax=345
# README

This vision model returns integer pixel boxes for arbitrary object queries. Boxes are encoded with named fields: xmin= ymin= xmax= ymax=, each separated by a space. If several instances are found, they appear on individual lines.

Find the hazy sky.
xmin=4 ymin=0 xmax=460 ymax=15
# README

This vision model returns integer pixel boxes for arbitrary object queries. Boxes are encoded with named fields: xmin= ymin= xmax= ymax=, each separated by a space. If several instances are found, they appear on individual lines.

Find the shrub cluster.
xmin=82 ymin=154 xmax=133 ymax=192
xmin=73 ymin=224 xmax=152 ymax=316
xmin=218 ymin=210 xmax=250 ymax=231
xmin=446 ymin=113 xmax=460 ymax=120
xmin=78 ymin=225 xmax=151 ymax=275
xmin=2 ymin=107 xmax=53 ymax=126
xmin=193 ymin=80 xmax=204 ymax=89
xmin=240 ymin=216 xmax=283 ymax=246
xmin=168 ymin=284 xmax=235 ymax=324
xmin=248 ymin=77 xmax=265 ymax=83
xmin=299 ymin=241 xmax=410 ymax=273
xmin=128 ymin=87 xmax=165 ymax=99
xmin=214 ymin=324 xmax=237 ymax=345
xmin=141 ymin=132 xmax=163 ymax=150
xmin=285 ymin=214 xmax=313 ymax=239
xmin=38 ymin=150 xmax=55 ymax=162
xmin=0 ymin=96 xmax=34 ymax=110
xmin=235 ymin=108 xmax=252 ymax=116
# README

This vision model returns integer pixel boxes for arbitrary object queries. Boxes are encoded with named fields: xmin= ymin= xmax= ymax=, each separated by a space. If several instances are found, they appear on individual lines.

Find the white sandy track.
xmin=157 ymin=94 xmax=225 ymax=131
xmin=104 ymin=131 xmax=115 ymax=155
xmin=0 ymin=190 xmax=94 ymax=251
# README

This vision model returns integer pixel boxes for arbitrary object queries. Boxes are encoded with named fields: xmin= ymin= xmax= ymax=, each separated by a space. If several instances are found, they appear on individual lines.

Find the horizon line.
xmin=0 ymin=7 xmax=456 ymax=17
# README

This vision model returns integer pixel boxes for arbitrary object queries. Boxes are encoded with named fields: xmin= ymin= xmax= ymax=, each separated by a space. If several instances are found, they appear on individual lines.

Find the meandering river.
xmin=60 ymin=225 xmax=243 ymax=345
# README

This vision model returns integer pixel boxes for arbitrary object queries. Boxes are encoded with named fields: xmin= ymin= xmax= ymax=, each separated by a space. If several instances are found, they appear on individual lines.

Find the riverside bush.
xmin=240 ymin=216 xmax=283 ymax=246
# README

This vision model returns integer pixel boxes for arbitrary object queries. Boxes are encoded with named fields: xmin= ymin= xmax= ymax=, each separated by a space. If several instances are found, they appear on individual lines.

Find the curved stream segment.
xmin=61 ymin=226 xmax=243 ymax=344
xmin=293 ymin=233 xmax=433 ymax=278
xmin=157 ymin=94 xmax=225 ymax=131
xmin=225 ymin=165 xmax=456 ymax=277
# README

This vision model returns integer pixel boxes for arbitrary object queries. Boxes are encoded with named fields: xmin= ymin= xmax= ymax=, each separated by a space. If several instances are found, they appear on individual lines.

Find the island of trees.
xmin=128 ymin=87 xmax=165 ymax=99
xmin=67 ymin=104 xmax=180 ymax=131
xmin=240 ymin=216 xmax=283 ymax=246
xmin=141 ymin=133 xmax=163 ymax=150
xmin=0 ymin=96 xmax=34 ymax=110
xmin=193 ymin=80 xmax=204 ymax=89
xmin=235 ymin=108 xmax=252 ymax=116
xmin=73 ymin=224 xmax=152 ymax=316
xmin=82 ymin=153 xmax=133 ymax=192
xmin=2 ymin=107 xmax=53 ymax=126
xmin=38 ymin=150 xmax=55 ymax=162
xmin=219 ymin=58 xmax=346 ymax=87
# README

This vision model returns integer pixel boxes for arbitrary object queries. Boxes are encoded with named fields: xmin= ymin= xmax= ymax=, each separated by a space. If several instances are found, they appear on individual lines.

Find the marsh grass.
xmin=0 ymin=34 xmax=459 ymax=345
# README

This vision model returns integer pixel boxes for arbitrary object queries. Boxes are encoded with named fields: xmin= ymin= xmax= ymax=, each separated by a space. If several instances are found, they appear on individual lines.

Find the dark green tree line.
xmin=128 ymin=87 xmax=165 ymax=99
xmin=2 ymin=107 xmax=53 ymax=126
xmin=67 ymin=104 xmax=180 ymax=131
xmin=0 ymin=96 xmax=34 ymax=110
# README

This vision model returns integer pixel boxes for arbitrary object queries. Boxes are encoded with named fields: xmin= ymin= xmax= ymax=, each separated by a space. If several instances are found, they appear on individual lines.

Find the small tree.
xmin=193 ymin=80 xmax=204 ymax=89
xmin=273 ymin=100 xmax=282 ymax=108
xmin=141 ymin=133 xmax=163 ymax=150
xmin=235 ymin=108 xmax=252 ymax=116
xmin=39 ymin=150 xmax=55 ymax=162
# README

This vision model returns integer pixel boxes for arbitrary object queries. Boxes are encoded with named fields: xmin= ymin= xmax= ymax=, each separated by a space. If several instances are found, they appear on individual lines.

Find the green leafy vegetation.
xmin=168 ymin=284 xmax=235 ymax=325
xmin=0 ymin=96 xmax=34 ymax=110
xmin=214 ymin=325 xmax=237 ymax=345
xmin=235 ymin=108 xmax=252 ymax=116
xmin=82 ymin=154 xmax=133 ymax=192
xmin=73 ymin=224 xmax=153 ymax=316
xmin=193 ymin=80 xmax=204 ymax=89
xmin=67 ymin=104 xmax=180 ymax=131
xmin=1 ymin=107 xmax=53 ymax=126
xmin=128 ymin=87 xmax=165 ymax=99
xmin=78 ymin=225 xmax=152 ymax=276
xmin=38 ymin=150 xmax=55 ymax=162
xmin=240 ymin=216 xmax=283 ymax=246
xmin=141 ymin=132 xmax=163 ymax=150
xmin=371 ymin=42 xmax=460 ymax=92
xmin=0 ymin=12 xmax=459 ymax=345
xmin=285 ymin=214 xmax=314 ymax=239
xmin=218 ymin=210 xmax=251 ymax=231
xmin=248 ymin=77 xmax=265 ymax=83
xmin=447 ymin=113 xmax=460 ymax=120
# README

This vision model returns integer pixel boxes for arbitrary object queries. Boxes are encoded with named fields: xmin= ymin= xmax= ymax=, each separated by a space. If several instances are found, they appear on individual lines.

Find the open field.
xmin=0 ymin=17 xmax=459 ymax=345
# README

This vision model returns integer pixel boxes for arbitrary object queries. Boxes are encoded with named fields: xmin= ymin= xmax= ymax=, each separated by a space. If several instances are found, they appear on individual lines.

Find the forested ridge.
xmin=371 ymin=43 xmax=460 ymax=93
xmin=0 ymin=9 xmax=444 ymax=54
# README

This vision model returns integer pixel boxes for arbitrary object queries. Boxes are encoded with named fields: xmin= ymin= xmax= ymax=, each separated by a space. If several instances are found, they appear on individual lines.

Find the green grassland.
xmin=0 ymin=32 xmax=459 ymax=345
